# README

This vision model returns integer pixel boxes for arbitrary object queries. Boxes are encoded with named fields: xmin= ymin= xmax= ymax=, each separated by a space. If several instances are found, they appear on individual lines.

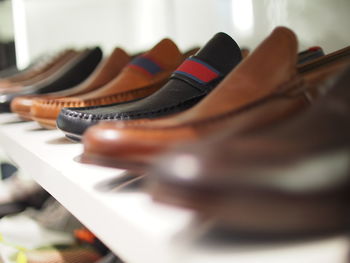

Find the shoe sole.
xmin=149 ymin=179 xmax=350 ymax=236
xmin=80 ymin=151 xmax=148 ymax=172
xmin=32 ymin=116 xmax=57 ymax=130
xmin=13 ymin=109 xmax=33 ymax=121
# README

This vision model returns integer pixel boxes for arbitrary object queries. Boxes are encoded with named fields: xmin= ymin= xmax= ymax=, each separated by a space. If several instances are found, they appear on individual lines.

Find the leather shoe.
xmin=0 ymin=47 xmax=102 ymax=112
xmin=0 ymin=49 xmax=78 ymax=90
xmin=40 ymin=38 xmax=186 ymax=132
xmin=57 ymin=32 xmax=242 ymax=140
xmin=81 ymin=27 xmax=350 ymax=169
xmin=11 ymin=47 xmax=130 ymax=122
xmin=147 ymin=65 xmax=350 ymax=235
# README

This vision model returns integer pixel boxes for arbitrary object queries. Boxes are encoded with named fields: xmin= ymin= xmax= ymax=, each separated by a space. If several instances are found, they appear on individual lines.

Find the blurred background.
xmin=0 ymin=0 xmax=349 ymax=69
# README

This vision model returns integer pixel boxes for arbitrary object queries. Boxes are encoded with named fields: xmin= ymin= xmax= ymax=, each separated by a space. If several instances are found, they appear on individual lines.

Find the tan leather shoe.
xmin=81 ymin=27 xmax=350 ymax=169
xmin=0 ymin=50 xmax=79 ymax=91
xmin=31 ymin=39 xmax=184 ymax=129
xmin=11 ymin=47 xmax=131 ymax=121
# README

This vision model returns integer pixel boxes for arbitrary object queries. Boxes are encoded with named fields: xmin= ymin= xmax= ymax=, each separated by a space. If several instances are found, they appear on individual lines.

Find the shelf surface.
xmin=0 ymin=113 xmax=349 ymax=263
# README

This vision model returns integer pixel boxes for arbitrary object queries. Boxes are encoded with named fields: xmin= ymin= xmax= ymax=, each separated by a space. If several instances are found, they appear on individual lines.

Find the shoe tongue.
xmin=193 ymin=32 xmax=242 ymax=75
xmin=127 ymin=38 xmax=182 ymax=78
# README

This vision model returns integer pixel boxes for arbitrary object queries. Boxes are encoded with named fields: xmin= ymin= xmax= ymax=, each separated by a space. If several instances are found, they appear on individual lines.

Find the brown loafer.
xmin=81 ymin=27 xmax=350 ymax=169
xmin=0 ymin=50 xmax=79 ymax=93
xmin=31 ymin=39 xmax=185 ymax=129
xmin=11 ymin=47 xmax=131 ymax=123
xmin=0 ymin=49 xmax=77 ymax=89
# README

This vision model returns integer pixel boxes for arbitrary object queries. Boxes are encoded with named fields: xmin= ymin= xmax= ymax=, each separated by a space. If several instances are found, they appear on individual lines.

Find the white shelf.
xmin=0 ymin=113 xmax=348 ymax=263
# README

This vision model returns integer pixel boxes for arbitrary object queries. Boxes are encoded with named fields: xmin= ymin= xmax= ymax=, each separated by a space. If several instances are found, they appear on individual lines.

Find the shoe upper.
xmin=57 ymin=33 xmax=242 ymax=137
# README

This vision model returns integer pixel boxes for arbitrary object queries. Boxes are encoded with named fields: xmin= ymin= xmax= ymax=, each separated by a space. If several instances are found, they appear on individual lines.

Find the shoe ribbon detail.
xmin=174 ymin=57 xmax=222 ymax=84
xmin=128 ymin=55 xmax=163 ymax=76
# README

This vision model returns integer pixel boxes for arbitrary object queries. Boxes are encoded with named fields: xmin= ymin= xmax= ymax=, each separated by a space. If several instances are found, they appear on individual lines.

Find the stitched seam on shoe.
xmin=44 ymin=83 xmax=160 ymax=108
xmin=63 ymin=96 xmax=203 ymax=121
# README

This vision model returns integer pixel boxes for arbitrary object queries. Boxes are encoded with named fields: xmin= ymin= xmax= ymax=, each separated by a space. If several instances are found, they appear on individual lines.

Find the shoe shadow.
xmin=194 ymin=223 xmax=344 ymax=247
xmin=46 ymin=136 xmax=76 ymax=145
xmin=0 ymin=120 xmax=27 ymax=125
xmin=94 ymin=171 xmax=145 ymax=193
xmin=26 ymin=126 xmax=47 ymax=132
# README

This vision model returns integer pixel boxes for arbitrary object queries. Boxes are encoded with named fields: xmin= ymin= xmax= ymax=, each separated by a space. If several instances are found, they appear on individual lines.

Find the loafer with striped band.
xmin=33 ymin=38 xmax=186 ymax=132
xmin=56 ymin=32 xmax=242 ymax=141
xmin=81 ymin=27 xmax=350 ymax=170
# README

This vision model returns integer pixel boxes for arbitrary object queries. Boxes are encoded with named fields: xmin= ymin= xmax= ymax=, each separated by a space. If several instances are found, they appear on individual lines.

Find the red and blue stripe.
xmin=128 ymin=55 xmax=163 ymax=76
xmin=174 ymin=57 xmax=221 ymax=84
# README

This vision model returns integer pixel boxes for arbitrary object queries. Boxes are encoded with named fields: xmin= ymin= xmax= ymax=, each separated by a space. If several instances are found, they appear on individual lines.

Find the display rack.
xmin=0 ymin=113 xmax=348 ymax=263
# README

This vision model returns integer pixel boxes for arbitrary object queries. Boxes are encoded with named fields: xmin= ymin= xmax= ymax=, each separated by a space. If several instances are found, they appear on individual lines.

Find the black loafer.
xmin=57 ymin=32 xmax=242 ymax=141
xmin=0 ymin=47 xmax=102 ymax=112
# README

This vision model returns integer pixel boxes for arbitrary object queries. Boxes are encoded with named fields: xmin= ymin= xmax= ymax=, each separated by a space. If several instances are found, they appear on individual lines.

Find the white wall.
xmin=11 ymin=0 xmax=350 ymax=68
xmin=0 ymin=0 xmax=14 ymax=41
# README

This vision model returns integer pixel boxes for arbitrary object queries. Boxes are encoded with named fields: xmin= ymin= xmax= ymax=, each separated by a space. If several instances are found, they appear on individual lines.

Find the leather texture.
xmin=12 ymin=47 xmax=131 ymax=121
xmin=0 ymin=50 xmax=79 ymax=92
xmin=10 ymin=45 xmax=324 ymax=122
xmin=0 ymin=49 xmax=77 ymax=89
xmin=0 ymin=47 xmax=103 ymax=112
xmin=0 ymin=52 xmax=79 ymax=112
xmin=80 ymin=27 xmax=350 ymax=169
xmin=35 ymin=39 xmax=185 ymax=130
xmin=148 ymin=65 xmax=350 ymax=235
xmin=57 ymin=33 xmax=242 ymax=139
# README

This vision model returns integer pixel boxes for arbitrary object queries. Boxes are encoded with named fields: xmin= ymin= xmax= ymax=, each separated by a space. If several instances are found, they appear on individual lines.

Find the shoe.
xmin=57 ymin=32 xmax=242 ymax=141
xmin=0 ymin=202 xmax=26 ymax=218
xmin=38 ymin=39 xmax=187 ymax=131
xmin=27 ymin=45 xmax=288 ymax=128
xmin=0 ymin=180 xmax=50 ymax=218
xmin=0 ymin=49 xmax=78 ymax=90
xmin=81 ymin=27 xmax=350 ymax=169
xmin=11 ymin=47 xmax=130 ymax=123
xmin=0 ymin=47 xmax=102 ymax=112
xmin=297 ymin=46 xmax=324 ymax=65
xmin=147 ymin=65 xmax=350 ymax=235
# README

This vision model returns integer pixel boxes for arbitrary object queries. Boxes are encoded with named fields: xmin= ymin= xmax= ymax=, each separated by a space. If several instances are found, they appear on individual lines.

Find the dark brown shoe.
xmin=147 ymin=65 xmax=350 ymax=236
